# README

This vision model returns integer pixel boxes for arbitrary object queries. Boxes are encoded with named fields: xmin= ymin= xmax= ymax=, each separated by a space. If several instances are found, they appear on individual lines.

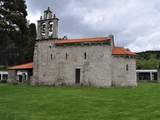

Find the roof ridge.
xmin=58 ymin=37 xmax=110 ymax=40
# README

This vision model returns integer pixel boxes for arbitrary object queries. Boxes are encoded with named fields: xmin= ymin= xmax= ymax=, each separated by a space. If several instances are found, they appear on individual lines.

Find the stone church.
xmin=32 ymin=7 xmax=137 ymax=87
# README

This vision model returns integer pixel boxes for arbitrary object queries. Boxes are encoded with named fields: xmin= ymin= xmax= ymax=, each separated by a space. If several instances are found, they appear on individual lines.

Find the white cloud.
xmin=26 ymin=10 xmax=40 ymax=24
xmin=26 ymin=0 xmax=160 ymax=52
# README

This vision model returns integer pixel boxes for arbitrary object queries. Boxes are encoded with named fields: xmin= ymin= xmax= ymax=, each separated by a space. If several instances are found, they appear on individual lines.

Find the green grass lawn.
xmin=0 ymin=83 xmax=160 ymax=120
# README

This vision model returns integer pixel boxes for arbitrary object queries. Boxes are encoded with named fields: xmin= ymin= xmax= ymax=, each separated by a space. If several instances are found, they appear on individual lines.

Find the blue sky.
xmin=26 ymin=0 xmax=160 ymax=52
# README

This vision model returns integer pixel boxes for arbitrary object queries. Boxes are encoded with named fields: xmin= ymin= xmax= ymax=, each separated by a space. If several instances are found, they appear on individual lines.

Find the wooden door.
xmin=75 ymin=69 xmax=80 ymax=84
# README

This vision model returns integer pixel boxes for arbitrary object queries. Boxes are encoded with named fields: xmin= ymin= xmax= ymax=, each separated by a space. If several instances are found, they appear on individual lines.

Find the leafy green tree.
xmin=24 ymin=23 xmax=36 ymax=61
xmin=0 ymin=0 xmax=35 ymax=66
xmin=137 ymin=51 xmax=160 ymax=69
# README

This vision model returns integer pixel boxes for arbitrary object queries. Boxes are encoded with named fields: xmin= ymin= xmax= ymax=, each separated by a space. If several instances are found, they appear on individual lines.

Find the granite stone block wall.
xmin=32 ymin=40 xmax=137 ymax=87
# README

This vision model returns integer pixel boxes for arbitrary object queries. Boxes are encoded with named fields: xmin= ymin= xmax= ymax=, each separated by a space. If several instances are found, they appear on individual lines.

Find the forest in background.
xmin=0 ymin=0 xmax=36 ymax=68
xmin=136 ymin=51 xmax=160 ymax=69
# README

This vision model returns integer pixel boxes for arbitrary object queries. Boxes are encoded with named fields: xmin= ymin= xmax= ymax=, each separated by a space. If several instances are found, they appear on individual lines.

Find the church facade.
xmin=32 ymin=7 xmax=137 ymax=87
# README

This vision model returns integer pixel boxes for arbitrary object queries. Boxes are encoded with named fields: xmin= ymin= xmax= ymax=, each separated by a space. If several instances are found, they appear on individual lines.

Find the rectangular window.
xmin=51 ymin=54 xmax=53 ymax=60
xmin=2 ymin=74 xmax=8 ymax=80
xmin=126 ymin=64 xmax=129 ymax=71
xmin=84 ymin=52 xmax=87 ymax=59
xmin=66 ymin=53 xmax=68 ymax=60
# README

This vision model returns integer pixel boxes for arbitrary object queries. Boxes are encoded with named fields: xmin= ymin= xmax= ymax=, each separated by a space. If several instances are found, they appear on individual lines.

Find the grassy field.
xmin=0 ymin=83 xmax=160 ymax=120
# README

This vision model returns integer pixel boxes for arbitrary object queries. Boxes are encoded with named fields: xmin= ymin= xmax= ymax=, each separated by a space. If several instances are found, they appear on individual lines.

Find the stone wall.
xmin=111 ymin=56 xmax=137 ymax=87
xmin=32 ymin=40 xmax=112 ymax=87
xmin=32 ymin=40 xmax=137 ymax=87
xmin=8 ymin=70 xmax=17 ymax=84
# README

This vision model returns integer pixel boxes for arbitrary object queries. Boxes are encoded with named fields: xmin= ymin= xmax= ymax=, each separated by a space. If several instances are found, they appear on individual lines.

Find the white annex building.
xmin=31 ymin=7 xmax=137 ymax=87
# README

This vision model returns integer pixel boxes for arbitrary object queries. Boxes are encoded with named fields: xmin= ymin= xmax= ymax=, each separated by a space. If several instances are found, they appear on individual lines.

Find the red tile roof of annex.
xmin=8 ymin=62 xmax=33 ymax=70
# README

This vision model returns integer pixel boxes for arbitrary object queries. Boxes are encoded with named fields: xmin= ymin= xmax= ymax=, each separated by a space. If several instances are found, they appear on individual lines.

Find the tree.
xmin=0 ymin=0 xmax=27 ymax=32
xmin=24 ymin=23 xmax=36 ymax=61
xmin=136 ymin=51 xmax=160 ymax=69
xmin=0 ymin=0 xmax=35 ymax=66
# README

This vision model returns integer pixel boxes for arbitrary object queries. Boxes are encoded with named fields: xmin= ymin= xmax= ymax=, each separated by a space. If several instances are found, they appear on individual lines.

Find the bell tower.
xmin=37 ymin=7 xmax=59 ymax=40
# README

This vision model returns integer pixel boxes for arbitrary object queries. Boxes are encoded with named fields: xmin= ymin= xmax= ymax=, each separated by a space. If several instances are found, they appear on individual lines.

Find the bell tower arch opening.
xmin=37 ymin=7 xmax=59 ymax=40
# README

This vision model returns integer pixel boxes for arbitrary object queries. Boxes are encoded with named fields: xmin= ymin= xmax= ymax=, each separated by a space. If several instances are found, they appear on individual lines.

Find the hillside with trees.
xmin=0 ymin=0 xmax=36 ymax=67
xmin=136 ymin=51 xmax=160 ymax=69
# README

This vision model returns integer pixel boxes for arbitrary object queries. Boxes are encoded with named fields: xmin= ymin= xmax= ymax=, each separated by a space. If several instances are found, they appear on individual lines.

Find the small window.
xmin=51 ymin=54 xmax=53 ymax=60
xmin=2 ymin=74 xmax=8 ymax=80
xmin=84 ymin=52 xmax=87 ymax=59
xmin=126 ymin=64 xmax=129 ymax=71
xmin=66 ymin=53 xmax=68 ymax=60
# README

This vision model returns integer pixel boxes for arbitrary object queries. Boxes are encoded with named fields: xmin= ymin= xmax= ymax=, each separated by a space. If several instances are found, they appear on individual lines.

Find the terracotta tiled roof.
xmin=55 ymin=37 xmax=111 ymax=45
xmin=8 ymin=62 xmax=33 ymax=70
xmin=112 ymin=47 xmax=136 ymax=56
